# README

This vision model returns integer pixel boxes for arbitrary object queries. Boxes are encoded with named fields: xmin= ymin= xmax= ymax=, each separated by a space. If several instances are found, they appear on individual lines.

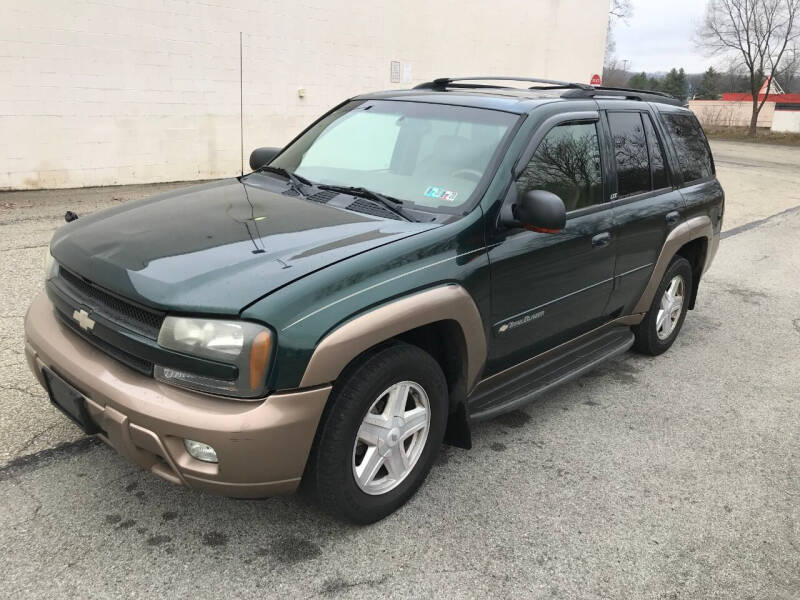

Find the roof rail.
xmin=414 ymin=76 xmax=593 ymax=91
xmin=411 ymin=77 xmax=684 ymax=106
xmin=561 ymin=86 xmax=683 ymax=106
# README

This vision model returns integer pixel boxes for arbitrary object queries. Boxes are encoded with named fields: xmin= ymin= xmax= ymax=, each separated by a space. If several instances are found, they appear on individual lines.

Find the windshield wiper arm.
xmin=257 ymin=166 xmax=311 ymax=197
xmin=316 ymin=184 xmax=417 ymax=222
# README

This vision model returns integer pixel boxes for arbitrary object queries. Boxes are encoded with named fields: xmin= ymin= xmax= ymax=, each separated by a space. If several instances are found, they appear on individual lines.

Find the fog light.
xmin=184 ymin=439 xmax=218 ymax=463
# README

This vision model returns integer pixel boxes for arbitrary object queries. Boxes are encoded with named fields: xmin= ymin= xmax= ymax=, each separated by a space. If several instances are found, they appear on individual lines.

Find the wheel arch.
xmin=675 ymin=237 xmax=708 ymax=310
xmin=632 ymin=215 xmax=714 ymax=314
xmin=298 ymin=285 xmax=485 ymax=449
xmin=299 ymin=284 xmax=486 ymax=392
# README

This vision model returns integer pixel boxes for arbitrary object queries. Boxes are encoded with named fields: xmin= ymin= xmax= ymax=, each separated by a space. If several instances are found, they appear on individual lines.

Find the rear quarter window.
xmin=663 ymin=113 xmax=714 ymax=184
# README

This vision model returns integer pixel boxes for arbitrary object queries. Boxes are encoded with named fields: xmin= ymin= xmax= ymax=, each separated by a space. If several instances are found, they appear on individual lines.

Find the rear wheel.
xmin=633 ymin=256 xmax=693 ymax=356
xmin=308 ymin=343 xmax=448 ymax=524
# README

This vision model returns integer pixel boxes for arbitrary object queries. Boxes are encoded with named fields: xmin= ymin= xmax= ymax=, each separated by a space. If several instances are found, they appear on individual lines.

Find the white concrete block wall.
xmin=771 ymin=109 xmax=800 ymax=133
xmin=689 ymin=100 xmax=776 ymax=129
xmin=0 ymin=0 xmax=609 ymax=190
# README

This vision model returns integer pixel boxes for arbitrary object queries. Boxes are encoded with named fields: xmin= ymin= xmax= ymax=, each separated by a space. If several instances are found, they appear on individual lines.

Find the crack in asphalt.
xmin=7 ymin=479 xmax=44 ymax=528
xmin=0 ymin=243 xmax=49 ymax=252
xmin=722 ymin=204 xmax=800 ymax=239
xmin=14 ymin=423 xmax=59 ymax=456
xmin=0 ymin=437 xmax=99 ymax=481
xmin=0 ymin=214 xmax=69 ymax=226
xmin=1 ymin=383 xmax=44 ymax=400
xmin=318 ymin=574 xmax=390 ymax=597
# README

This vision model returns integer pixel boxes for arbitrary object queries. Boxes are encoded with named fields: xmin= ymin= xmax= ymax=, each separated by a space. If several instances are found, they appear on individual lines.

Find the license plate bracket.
xmin=42 ymin=367 xmax=100 ymax=434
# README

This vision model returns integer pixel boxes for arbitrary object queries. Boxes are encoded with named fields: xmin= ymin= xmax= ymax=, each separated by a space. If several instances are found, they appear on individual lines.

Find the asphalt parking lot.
xmin=1 ymin=140 xmax=799 ymax=599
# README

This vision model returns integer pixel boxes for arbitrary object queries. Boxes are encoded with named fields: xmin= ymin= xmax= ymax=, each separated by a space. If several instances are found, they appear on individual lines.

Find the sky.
xmin=613 ymin=0 xmax=713 ymax=75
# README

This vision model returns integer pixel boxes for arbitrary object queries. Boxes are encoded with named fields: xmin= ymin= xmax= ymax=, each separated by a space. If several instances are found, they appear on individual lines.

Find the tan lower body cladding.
xmin=299 ymin=284 xmax=487 ymax=391
xmin=24 ymin=292 xmax=330 ymax=497
xmin=633 ymin=215 xmax=716 ymax=314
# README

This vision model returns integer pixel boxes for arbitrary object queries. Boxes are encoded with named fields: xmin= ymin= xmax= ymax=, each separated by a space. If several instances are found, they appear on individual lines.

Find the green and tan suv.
xmin=25 ymin=77 xmax=723 ymax=523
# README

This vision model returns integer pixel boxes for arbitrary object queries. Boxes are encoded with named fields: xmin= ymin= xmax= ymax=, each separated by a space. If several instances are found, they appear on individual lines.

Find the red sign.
xmin=590 ymin=74 xmax=602 ymax=86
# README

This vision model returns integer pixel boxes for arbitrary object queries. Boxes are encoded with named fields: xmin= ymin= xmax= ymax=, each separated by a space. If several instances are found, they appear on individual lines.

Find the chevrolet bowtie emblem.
xmin=72 ymin=309 xmax=95 ymax=331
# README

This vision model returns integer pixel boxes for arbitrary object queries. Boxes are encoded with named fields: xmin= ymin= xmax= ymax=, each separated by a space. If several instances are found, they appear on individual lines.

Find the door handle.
xmin=591 ymin=232 xmax=611 ymax=248
xmin=666 ymin=211 xmax=680 ymax=226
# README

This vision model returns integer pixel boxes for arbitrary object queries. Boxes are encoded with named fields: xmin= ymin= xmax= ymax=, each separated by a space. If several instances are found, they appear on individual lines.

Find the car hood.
xmin=51 ymin=178 xmax=438 ymax=314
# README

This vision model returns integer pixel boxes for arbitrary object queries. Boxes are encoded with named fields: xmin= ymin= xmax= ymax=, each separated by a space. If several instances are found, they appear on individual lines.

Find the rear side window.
xmin=608 ymin=112 xmax=650 ymax=197
xmin=516 ymin=122 xmax=603 ymax=212
xmin=663 ymin=113 xmax=714 ymax=183
xmin=642 ymin=114 xmax=668 ymax=190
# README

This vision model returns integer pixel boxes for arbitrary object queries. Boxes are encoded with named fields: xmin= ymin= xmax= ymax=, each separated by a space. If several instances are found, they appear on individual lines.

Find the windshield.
xmin=271 ymin=100 xmax=518 ymax=212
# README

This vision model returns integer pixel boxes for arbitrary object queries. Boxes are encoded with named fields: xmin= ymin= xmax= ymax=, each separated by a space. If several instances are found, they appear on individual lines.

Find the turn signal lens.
xmin=249 ymin=331 xmax=271 ymax=391
xmin=44 ymin=249 xmax=57 ymax=281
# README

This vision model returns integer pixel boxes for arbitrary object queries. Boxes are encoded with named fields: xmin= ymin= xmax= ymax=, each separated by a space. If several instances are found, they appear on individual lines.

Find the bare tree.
xmin=776 ymin=43 xmax=800 ymax=90
xmin=697 ymin=0 xmax=800 ymax=137
xmin=610 ymin=0 xmax=634 ymax=21
xmin=604 ymin=0 xmax=635 ymax=83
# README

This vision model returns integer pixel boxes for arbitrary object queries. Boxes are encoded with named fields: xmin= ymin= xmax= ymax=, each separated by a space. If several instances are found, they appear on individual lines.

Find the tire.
xmin=633 ymin=256 xmax=693 ymax=356
xmin=307 ymin=343 xmax=448 ymax=524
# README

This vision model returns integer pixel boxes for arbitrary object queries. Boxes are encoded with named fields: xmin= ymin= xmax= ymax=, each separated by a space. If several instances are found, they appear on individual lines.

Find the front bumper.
xmin=24 ymin=292 xmax=330 ymax=497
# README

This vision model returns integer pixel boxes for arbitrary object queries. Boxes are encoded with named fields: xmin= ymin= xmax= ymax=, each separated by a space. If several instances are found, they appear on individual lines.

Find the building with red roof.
xmin=690 ymin=78 xmax=800 ymax=133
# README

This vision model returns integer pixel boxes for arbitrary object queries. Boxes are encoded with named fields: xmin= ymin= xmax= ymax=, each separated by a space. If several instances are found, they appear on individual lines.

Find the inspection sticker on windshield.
xmin=424 ymin=186 xmax=458 ymax=202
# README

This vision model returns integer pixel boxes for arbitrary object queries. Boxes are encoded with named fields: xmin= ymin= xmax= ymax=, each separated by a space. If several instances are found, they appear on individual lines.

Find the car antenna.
xmin=239 ymin=31 xmax=244 ymax=177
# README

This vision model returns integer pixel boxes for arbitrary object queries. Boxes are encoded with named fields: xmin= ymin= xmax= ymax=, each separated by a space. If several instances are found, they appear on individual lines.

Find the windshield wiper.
xmin=315 ymin=184 xmax=417 ymax=222
xmin=257 ymin=166 xmax=311 ymax=197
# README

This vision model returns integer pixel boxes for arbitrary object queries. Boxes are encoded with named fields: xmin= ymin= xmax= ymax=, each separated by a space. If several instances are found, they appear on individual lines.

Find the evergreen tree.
xmin=647 ymin=76 xmax=663 ymax=92
xmin=627 ymin=72 xmax=649 ymax=89
xmin=661 ymin=68 xmax=688 ymax=103
xmin=695 ymin=67 xmax=721 ymax=100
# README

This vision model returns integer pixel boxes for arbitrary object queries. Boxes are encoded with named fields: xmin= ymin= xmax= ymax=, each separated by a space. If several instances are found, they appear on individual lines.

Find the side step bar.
xmin=468 ymin=327 xmax=635 ymax=422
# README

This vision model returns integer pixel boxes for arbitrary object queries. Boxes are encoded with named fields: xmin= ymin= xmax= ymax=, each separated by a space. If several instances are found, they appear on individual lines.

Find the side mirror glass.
xmin=249 ymin=147 xmax=282 ymax=171
xmin=504 ymin=189 xmax=566 ymax=233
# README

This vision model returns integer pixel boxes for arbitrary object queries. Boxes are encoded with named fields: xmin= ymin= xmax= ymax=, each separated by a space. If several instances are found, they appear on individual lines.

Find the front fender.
xmin=298 ymin=284 xmax=486 ymax=390
xmin=240 ymin=208 xmax=492 ymax=392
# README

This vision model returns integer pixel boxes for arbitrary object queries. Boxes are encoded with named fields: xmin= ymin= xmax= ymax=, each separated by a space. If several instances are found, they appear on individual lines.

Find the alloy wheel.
xmin=352 ymin=381 xmax=431 ymax=495
xmin=656 ymin=275 xmax=685 ymax=340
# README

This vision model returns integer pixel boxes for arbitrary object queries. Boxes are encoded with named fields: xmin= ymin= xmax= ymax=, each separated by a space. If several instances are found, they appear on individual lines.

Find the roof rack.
xmin=412 ymin=77 xmax=684 ymax=106
xmin=414 ymin=76 xmax=593 ymax=91
xmin=561 ymin=86 xmax=683 ymax=106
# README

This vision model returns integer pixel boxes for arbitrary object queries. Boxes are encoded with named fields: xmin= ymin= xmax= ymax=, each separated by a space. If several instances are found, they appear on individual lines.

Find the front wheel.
xmin=633 ymin=256 xmax=693 ymax=356
xmin=308 ymin=343 xmax=448 ymax=524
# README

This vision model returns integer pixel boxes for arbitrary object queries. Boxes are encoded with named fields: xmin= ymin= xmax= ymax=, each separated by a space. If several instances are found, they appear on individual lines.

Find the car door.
xmin=601 ymin=106 xmax=685 ymax=316
xmin=485 ymin=113 xmax=616 ymax=375
xmin=657 ymin=108 xmax=725 ymax=238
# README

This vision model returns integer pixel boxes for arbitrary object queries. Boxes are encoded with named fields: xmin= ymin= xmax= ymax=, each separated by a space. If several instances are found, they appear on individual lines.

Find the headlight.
xmin=44 ymin=249 xmax=57 ymax=281
xmin=155 ymin=316 xmax=272 ymax=399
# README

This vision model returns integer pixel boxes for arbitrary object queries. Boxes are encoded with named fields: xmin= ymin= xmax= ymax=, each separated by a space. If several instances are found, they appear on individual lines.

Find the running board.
xmin=468 ymin=327 xmax=635 ymax=422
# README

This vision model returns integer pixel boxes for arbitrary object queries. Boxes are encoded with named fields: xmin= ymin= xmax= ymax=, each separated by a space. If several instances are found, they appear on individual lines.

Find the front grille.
xmin=55 ymin=268 xmax=165 ymax=339
xmin=56 ymin=310 xmax=154 ymax=376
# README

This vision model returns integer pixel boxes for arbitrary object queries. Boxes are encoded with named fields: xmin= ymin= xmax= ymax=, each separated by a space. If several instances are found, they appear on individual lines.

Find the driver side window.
xmin=516 ymin=122 xmax=603 ymax=212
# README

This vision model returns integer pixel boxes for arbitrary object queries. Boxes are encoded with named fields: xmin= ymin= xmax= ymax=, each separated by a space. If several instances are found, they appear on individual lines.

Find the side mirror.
xmin=503 ymin=189 xmax=566 ymax=233
xmin=249 ymin=147 xmax=282 ymax=171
